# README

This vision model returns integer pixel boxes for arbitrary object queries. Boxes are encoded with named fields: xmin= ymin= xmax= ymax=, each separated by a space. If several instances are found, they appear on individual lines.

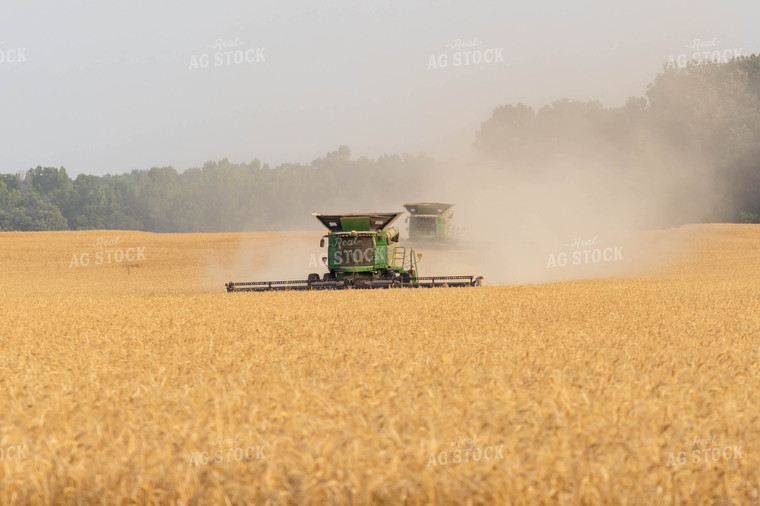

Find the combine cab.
xmin=226 ymin=212 xmax=482 ymax=292
xmin=404 ymin=202 xmax=457 ymax=244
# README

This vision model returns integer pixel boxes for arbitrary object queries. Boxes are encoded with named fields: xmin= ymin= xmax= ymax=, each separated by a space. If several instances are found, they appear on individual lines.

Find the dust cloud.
xmin=392 ymin=138 xmax=714 ymax=286
xmin=202 ymin=231 xmax=326 ymax=289
xmin=208 ymin=138 xmax=712 ymax=288
xmin=210 ymin=81 xmax=724 ymax=288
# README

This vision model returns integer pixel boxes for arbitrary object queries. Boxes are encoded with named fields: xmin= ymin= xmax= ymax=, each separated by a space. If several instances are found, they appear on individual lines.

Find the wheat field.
xmin=0 ymin=225 xmax=759 ymax=505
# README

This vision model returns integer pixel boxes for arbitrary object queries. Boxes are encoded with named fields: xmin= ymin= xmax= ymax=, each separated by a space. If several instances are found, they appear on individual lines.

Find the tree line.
xmin=0 ymin=147 xmax=434 ymax=232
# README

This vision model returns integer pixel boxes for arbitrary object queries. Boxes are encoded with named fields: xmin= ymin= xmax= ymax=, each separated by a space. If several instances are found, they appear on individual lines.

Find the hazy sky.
xmin=0 ymin=0 xmax=756 ymax=176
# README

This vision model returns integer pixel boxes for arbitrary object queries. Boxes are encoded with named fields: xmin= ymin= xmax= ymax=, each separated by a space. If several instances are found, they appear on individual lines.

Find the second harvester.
xmin=404 ymin=202 xmax=458 ymax=245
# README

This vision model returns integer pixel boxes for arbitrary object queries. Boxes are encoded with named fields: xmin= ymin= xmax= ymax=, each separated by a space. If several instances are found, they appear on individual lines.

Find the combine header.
xmin=226 ymin=212 xmax=482 ymax=292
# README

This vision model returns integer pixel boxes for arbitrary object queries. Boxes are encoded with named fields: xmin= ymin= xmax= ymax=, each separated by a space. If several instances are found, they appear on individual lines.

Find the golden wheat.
xmin=0 ymin=226 xmax=758 ymax=504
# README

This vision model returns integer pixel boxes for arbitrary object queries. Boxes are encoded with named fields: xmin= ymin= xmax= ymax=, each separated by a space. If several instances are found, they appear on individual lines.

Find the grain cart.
xmin=225 ymin=212 xmax=482 ymax=292
xmin=404 ymin=202 xmax=457 ymax=244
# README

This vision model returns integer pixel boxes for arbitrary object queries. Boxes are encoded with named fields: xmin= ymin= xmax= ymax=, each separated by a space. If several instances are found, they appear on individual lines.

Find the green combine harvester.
xmin=404 ymin=202 xmax=458 ymax=244
xmin=226 ymin=212 xmax=482 ymax=292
